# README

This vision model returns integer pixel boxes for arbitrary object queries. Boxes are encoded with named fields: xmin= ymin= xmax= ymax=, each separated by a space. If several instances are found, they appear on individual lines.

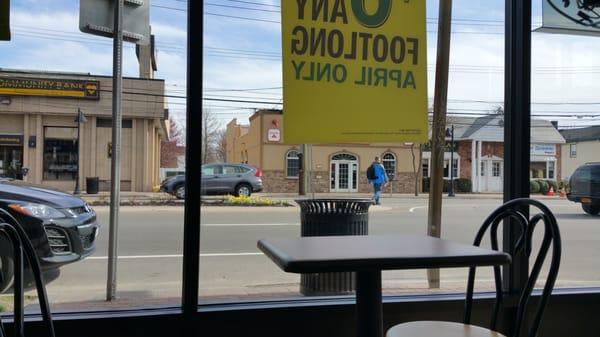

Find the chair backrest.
xmin=0 ymin=208 xmax=55 ymax=337
xmin=462 ymin=198 xmax=561 ymax=337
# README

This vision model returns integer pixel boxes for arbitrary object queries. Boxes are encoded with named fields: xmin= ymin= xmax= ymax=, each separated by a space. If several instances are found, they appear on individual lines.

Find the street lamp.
xmin=446 ymin=125 xmax=455 ymax=197
xmin=73 ymin=108 xmax=87 ymax=195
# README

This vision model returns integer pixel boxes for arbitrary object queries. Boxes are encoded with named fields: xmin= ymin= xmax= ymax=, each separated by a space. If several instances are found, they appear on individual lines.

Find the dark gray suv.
xmin=567 ymin=162 xmax=600 ymax=215
xmin=160 ymin=163 xmax=263 ymax=199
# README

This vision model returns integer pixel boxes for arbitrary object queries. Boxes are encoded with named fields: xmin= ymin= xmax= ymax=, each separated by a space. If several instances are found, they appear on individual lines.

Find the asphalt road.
xmin=32 ymin=197 xmax=600 ymax=308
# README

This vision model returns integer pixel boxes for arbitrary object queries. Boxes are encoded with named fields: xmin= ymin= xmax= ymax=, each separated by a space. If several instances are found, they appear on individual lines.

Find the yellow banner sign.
xmin=282 ymin=0 xmax=428 ymax=144
xmin=0 ymin=77 xmax=100 ymax=99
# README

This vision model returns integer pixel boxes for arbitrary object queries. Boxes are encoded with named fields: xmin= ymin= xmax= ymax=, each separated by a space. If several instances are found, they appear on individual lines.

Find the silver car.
xmin=160 ymin=163 xmax=264 ymax=199
xmin=201 ymin=163 xmax=263 ymax=197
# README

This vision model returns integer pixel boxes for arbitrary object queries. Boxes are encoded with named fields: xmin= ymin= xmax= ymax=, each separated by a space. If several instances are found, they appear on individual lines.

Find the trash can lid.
xmin=295 ymin=198 xmax=372 ymax=214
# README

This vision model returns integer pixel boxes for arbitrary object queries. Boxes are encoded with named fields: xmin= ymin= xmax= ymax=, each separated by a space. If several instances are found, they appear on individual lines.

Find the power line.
xmin=205 ymin=2 xmax=280 ymax=13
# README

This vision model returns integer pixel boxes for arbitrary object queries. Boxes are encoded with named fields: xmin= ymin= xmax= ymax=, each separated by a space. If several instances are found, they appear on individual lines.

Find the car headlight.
xmin=8 ymin=203 xmax=66 ymax=219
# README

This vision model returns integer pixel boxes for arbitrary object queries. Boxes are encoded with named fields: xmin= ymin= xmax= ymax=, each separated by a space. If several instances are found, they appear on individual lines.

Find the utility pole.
xmin=427 ymin=0 xmax=453 ymax=289
xmin=107 ymin=0 xmax=123 ymax=301
xmin=73 ymin=108 xmax=87 ymax=195
xmin=298 ymin=151 xmax=305 ymax=196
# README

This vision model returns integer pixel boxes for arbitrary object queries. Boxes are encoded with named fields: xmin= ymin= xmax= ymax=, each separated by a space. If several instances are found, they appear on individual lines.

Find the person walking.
xmin=367 ymin=156 xmax=388 ymax=205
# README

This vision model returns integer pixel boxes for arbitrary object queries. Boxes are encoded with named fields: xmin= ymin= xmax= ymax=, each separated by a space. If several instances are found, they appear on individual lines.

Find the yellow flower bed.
xmin=223 ymin=195 xmax=291 ymax=206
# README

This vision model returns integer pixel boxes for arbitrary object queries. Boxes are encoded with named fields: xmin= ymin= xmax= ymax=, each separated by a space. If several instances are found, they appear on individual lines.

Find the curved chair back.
xmin=463 ymin=198 xmax=561 ymax=337
xmin=0 ymin=208 xmax=55 ymax=337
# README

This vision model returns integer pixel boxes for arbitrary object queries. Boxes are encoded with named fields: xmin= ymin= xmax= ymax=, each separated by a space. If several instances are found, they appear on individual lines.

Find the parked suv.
xmin=160 ymin=163 xmax=263 ymax=199
xmin=567 ymin=162 xmax=600 ymax=215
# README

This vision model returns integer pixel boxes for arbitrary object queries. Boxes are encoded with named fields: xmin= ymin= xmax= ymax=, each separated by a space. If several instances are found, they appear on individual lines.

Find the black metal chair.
xmin=386 ymin=198 xmax=561 ymax=337
xmin=0 ymin=208 xmax=55 ymax=337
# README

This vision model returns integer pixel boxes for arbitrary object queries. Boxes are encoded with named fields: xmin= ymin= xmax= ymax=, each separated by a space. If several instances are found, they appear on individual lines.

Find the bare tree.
xmin=214 ymin=129 xmax=227 ymax=162
xmin=161 ymin=118 xmax=185 ymax=169
xmin=168 ymin=116 xmax=185 ymax=145
xmin=410 ymin=143 xmax=423 ymax=196
xmin=491 ymin=105 xmax=504 ymax=115
xmin=202 ymin=108 xmax=221 ymax=164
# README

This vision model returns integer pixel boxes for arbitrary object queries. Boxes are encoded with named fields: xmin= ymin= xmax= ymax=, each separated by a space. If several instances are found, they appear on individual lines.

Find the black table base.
xmin=356 ymin=271 xmax=383 ymax=337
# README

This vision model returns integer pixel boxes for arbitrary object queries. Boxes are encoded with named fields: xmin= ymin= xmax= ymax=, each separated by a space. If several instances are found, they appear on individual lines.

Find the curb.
xmin=80 ymin=193 xmax=568 ymax=207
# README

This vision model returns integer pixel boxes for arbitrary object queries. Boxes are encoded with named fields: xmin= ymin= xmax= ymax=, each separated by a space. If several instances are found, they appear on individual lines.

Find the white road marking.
xmin=201 ymin=223 xmax=298 ymax=227
xmin=88 ymin=252 xmax=263 ymax=260
xmin=409 ymin=206 xmax=426 ymax=213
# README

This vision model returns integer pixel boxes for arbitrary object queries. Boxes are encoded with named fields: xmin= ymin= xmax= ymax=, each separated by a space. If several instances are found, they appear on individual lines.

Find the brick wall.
xmin=458 ymin=141 xmax=472 ymax=179
xmin=262 ymin=170 xmax=417 ymax=193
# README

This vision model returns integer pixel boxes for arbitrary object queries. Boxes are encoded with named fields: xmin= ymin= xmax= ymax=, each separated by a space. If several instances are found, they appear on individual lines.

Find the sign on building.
xmin=531 ymin=144 xmax=556 ymax=156
xmin=0 ymin=77 xmax=100 ymax=99
xmin=0 ymin=134 xmax=23 ymax=146
xmin=79 ymin=0 xmax=150 ymax=45
xmin=536 ymin=0 xmax=600 ymax=36
xmin=281 ymin=0 xmax=428 ymax=144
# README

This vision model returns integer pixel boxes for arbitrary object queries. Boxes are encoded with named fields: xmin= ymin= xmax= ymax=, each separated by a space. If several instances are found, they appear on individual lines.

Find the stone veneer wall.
xmin=262 ymin=170 xmax=299 ymax=193
xmin=261 ymin=170 xmax=418 ymax=193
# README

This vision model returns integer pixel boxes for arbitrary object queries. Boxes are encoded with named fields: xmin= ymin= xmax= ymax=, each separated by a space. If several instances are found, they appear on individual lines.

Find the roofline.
xmin=0 ymin=68 xmax=165 ymax=82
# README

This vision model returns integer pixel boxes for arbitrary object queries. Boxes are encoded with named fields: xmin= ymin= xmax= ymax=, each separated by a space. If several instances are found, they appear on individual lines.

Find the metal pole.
xmin=448 ymin=125 xmax=455 ymax=197
xmin=107 ymin=0 xmax=123 ymax=301
xmin=74 ymin=109 xmax=81 ymax=195
xmin=298 ymin=152 xmax=305 ymax=195
xmin=427 ymin=0 xmax=452 ymax=289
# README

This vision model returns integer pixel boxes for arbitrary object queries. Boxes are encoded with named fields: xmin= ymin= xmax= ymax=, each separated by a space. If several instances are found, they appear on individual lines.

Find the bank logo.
xmin=85 ymin=82 xmax=98 ymax=96
xmin=547 ymin=0 xmax=600 ymax=28
xmin=352 ymin=0 xmax=392 ymax=28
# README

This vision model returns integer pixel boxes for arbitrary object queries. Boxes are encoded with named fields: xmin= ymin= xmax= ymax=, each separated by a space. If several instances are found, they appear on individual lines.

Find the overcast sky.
xmin=1 ymin=0 xmax=600 ymax=130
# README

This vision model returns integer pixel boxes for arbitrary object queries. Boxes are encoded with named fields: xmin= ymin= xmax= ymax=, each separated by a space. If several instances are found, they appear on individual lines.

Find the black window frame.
xmin=6 ymin=2 xmax=597 ymax=337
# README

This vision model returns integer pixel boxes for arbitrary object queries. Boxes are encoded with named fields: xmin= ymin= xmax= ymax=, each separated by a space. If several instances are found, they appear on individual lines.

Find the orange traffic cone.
xmin=547 ymin=186 xmax=554 ymax=196
xmin=560 ymin=188 xmax=566 ymax=198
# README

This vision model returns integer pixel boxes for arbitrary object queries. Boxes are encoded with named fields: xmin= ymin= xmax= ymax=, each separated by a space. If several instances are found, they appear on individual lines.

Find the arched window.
xmin=286 ymin=150 xmax=300 ymax=177
xmin=382 ymin=153 xmax=396 ymax=179
xmin=331 ymin=153 xmax=357 ymax=161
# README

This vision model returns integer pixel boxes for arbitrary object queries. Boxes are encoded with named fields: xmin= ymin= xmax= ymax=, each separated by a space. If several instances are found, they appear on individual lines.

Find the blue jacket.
xmin=369 ymin=163 xmax=388 ymax=184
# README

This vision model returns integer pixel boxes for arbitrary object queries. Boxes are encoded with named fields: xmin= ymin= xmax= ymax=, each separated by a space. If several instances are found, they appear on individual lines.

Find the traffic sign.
xmin=79 ymin=0 xmax=150 ymax=44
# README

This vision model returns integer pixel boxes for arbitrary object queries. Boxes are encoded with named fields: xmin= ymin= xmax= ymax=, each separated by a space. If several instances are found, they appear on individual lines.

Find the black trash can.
xmin=86 ymin=177 xmax=99 ymax=195
xmin=295 ymin=198 xmax=372 ymax=295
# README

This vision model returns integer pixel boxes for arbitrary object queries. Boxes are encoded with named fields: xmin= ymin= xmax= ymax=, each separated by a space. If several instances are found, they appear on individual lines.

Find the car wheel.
xmin=0 ymin=255 xmax=14 ymax=294
xmin=175 ymin=185 xmax=185 ymax=199
xmin=235 ymin=183 xmax=252 ymax=197
xmin=582 ymin=204 xmax=600 ymax=215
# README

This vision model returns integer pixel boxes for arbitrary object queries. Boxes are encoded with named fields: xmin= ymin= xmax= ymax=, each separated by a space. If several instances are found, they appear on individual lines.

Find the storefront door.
xmin=0 ymin=146 xmax=23 ymax=178
xmin=330 ymin=154 xmax=358 ymax=192
xmin=483 ymin=159 xmax=503 ymax=192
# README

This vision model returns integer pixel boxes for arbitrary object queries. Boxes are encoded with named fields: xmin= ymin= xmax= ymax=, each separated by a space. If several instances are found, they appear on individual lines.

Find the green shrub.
xmin=546 ymin=180 xmax=558 ymax=194
xmin=537 ymin=179 xmax=549 ymax=194
xmin=442 ymin=179 xmax=451 ymax=192
xmin=530 ymin=180 xmax=540 ymax=194
xmin=422 ymin=178 xmax=471 ymax=193
xmin=456 ymin=178 xmax=472 ymax=193
xmin=558 ymin=179 xmax=569 ymax=191
xmin=422 ymin=177 xmax=430 ymax=193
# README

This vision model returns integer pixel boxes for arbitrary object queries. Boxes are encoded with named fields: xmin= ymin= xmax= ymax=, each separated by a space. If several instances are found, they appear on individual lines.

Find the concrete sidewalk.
xmin=79 ymin=190 xmax=566 ymax=206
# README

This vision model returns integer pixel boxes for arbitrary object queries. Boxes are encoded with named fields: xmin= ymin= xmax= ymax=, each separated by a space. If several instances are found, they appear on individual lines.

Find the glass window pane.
xmin=43 ymin=127 xmax=78 ymax=181
xmin=0 ymin=1 xmax=186 ymax=312
xmin=382 ymin=153 xmax=396 ymax=179
xmin=286 ymin=150 xmax=299 ymax=177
